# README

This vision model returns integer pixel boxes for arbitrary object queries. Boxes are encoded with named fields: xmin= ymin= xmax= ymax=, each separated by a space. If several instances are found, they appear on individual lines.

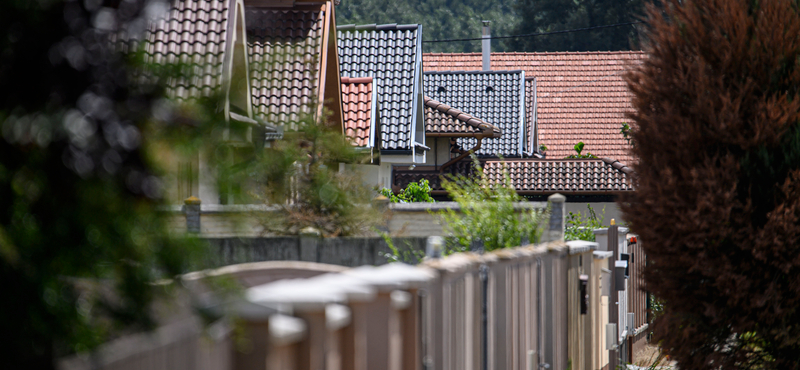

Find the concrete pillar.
xmin=299 ymin=227 xmax=322 ymax=262
xmin=547 ymin=193 xmax=566 ymax=242
xmin=183 ymin=196 xmax=201 ymax=233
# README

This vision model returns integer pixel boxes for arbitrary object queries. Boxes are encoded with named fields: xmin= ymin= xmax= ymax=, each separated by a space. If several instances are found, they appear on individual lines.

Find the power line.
xmin=422 ymin=21 xmax=645 ymax=43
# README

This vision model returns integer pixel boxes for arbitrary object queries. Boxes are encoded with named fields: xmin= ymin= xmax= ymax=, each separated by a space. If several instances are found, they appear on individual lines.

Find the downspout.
xmin=439 ymin=136 xmax=483 ymax=173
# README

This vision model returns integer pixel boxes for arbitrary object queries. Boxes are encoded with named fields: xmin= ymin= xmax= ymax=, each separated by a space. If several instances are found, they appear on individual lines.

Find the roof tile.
xmin=246 ymin=6 xmax=325 ymax=126
xmin=424 ymin=52 xmax=644 ymax=164
xmin=338 ymin=24 xmax=421 ymax=151
xmin=341 ymin=77 xmax=374 ymax=147
xmin=393 ymin=157 xmax=634 ymax=194
xmin=424 ymin=96 xmax=501 ymax=138
xmin=424 ymin=70 xmax=525 ymax=157
xmin=141 ymin=0 xmax=230 ymax=100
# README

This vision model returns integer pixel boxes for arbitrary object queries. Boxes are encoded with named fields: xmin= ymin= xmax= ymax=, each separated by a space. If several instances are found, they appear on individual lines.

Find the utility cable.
xmin=422 ymin=21 xmax=645 ymax=43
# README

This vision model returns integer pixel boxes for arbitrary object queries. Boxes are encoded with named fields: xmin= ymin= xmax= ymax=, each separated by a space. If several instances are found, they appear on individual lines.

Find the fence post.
xmin=300 ymin=227 xmax=322 ymax=262
xmin=546 ymin=193 xmax=566 ymax=242
xmin=183 ymin=196 xmax=201 ymax=233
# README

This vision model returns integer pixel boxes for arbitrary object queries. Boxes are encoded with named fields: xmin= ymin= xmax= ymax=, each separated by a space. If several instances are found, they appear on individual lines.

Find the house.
xmin=136 ymin=0 xmax=345 ymax=204
xmin=424 ymin=51 xmax=645 ymax=165
xmin=391 ymin=51 xmax=644 ymax=221
xmin=337 ymin=23 xmax=426 ymax=188
xmin=423 ymin=70 xmax=528 ymax=159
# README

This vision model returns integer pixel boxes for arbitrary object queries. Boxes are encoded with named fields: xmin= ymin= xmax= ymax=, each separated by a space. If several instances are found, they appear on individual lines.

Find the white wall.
xmin=344 ymin=162 xmax=393 ymax=190
xmin=424 ymin=137 xmax=452 ymax=167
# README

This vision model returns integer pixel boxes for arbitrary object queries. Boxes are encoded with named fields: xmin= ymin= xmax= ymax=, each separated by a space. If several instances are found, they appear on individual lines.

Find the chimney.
xmin=482 ymin=21 xmax=491 ymax=71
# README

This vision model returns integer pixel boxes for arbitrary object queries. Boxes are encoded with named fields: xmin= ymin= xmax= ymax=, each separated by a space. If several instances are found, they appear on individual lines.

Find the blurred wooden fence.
xmin=60 ymin=196 xmax=648 ymax=370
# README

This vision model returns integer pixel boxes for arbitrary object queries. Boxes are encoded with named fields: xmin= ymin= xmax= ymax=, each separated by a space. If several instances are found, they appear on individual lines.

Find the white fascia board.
xmin=380 ymin=155 xmax=417 ymax=164
xmin=409 ymin=25 xmax=424 ymax=160
xmin=369 ymin=82 xmax=378 ymax=148
xmin=519 ymin=70 xmax=525 ymax=156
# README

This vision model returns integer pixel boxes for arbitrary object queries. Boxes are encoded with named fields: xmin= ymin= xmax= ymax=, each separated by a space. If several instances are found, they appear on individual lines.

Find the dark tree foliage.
xmin=335 ymin=0 xmax=519 ymax=53
xmin=510 ymin=0 xmax=646 ymax=52
xmin=0 ymin=1 xmax=204 ymax=368
xmin=622 ymin=0 xmax=800 ymax=368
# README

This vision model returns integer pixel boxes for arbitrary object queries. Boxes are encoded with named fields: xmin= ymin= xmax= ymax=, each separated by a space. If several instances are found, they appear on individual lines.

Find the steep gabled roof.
xmin=424 ymin=70 xmax=525 ymax=156
xmin=144 ymin=0 xmax=230 ymax=99
xmin=142 ymin=0 xmax=254 ymax=119
xmin=424 ymin=52 xmax=645 ymax=164
xmin=337 ymin=24 xmax=423 ymax=151
xmin=424 ymin=97 xmax=501 ymax=138
xmin=245 ymin=1 xmax=343 ymax=131
xmin=341 ymin=77 xmax=377 ymax=147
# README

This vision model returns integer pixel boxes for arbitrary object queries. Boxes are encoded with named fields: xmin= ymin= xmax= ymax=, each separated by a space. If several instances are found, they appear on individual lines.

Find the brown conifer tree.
xmin=622 ymin=0 xmax=800 ymax=368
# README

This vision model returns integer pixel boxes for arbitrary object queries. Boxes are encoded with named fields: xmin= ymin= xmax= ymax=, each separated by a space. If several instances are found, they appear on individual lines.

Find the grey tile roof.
xmin=424 ymin=70 xmax=526 ymax=157
xmin=337 ymin=24 xmax=422 ymax=151
xmin=143 ymin=0 xmax=231 ymax=101
xmin=392 ymin=157 xmax=633 ymax=194
xmin=424 ymin=97 xmax=501 ymax=138
xmin=246 ymin=6 xmax=325 ymax=125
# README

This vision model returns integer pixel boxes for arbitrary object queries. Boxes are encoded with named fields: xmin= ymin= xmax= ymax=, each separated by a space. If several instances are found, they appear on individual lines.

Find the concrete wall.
xmin=205 ymin=236 xmax=428 ymax=268
xmin=565 ymin=202 xmax=624 ymax=227
xmin=166 ymin=201 xmax=549 ymax=238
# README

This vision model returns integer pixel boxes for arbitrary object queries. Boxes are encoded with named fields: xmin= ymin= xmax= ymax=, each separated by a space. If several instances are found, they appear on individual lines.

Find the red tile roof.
xmin=424 ymin=52 xmax=645 ymax=165
xmin=341 ymin=77 xmax=374 ymax=147
xmin=424 ymin=97 xmax=501 ymax=138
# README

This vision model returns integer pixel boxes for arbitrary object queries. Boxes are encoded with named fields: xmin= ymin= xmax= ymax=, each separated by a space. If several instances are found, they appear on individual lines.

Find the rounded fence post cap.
xmin=184 ymin=196 xmax=201 ymax=205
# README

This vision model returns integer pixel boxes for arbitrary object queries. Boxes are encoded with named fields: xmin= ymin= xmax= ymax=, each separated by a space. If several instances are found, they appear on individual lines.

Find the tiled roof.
xmin=424 ymin=52 xmax=645 ymax=165
xmin=392 ymin=157 xmax=633 ymax=194
xmin=424 ymin=97 xmax=501 ymax=138
xmin=423 ymin=70 xmax=525 ymax=157
xmin=341 ymin=77 xmax=375 ymax=147
xmin=482 ymin=157 xmax=633 ymax=193
xmin=338 ymin=24 xmax=422 ymax=151
xmin=143 ymin=0 xmax=231 ymax=100
xmin=246 ymin=5 xmax=325 ymax=125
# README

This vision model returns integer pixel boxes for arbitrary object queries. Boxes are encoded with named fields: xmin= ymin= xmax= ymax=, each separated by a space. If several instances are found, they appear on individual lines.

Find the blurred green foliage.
xmin=564 ymin=204 xmax=605 ymax=242
xmin=243 ymin=111 xmax=382 ymax=237
xmin=0 ymin=1 xmax=215 ymax=367
xmin=336 ymin=0 xmax=519 ymax=53
xmin=510 ymin=0 xmax=646 ymax=52
xmin=438 ymin=157 xmax=547 ymax=253
xmin=379 ymin=179 xmax=435 ymax=203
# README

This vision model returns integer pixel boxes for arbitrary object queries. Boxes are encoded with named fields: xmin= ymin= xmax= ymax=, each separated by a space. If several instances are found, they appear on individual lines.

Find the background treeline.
xmin=335 ymin=0 xmax=647 ymax=53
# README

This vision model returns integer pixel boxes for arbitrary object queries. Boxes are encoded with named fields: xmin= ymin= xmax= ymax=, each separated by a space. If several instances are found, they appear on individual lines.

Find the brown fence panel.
xmin=628 ymin=235 xmax=649 ymax=359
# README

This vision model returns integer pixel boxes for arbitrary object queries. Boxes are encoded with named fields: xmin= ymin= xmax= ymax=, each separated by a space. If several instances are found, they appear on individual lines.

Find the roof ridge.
xmin=337 ymin=23 xmax=418 ymax=31
xmin=423 ymin=51 xmax=646 ymax=56
xmin=424 ymin=69 xmax=524 ymax=75
xmin=341 ymin=76 xmax=373 ymax=84
xmin=601 ymin=157 xmax=634 ymax=175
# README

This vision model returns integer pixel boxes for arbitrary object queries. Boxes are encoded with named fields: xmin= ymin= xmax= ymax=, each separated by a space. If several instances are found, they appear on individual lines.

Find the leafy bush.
xmin=247 ymin=112 xmax=382 ymax=237
xmin=564 ymin=204 xmax=605 ymax=242
xmin=379 ymin=179 xmax=435 ymax=203
xmin=438 ymin=157 xmax=547 ymax=253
